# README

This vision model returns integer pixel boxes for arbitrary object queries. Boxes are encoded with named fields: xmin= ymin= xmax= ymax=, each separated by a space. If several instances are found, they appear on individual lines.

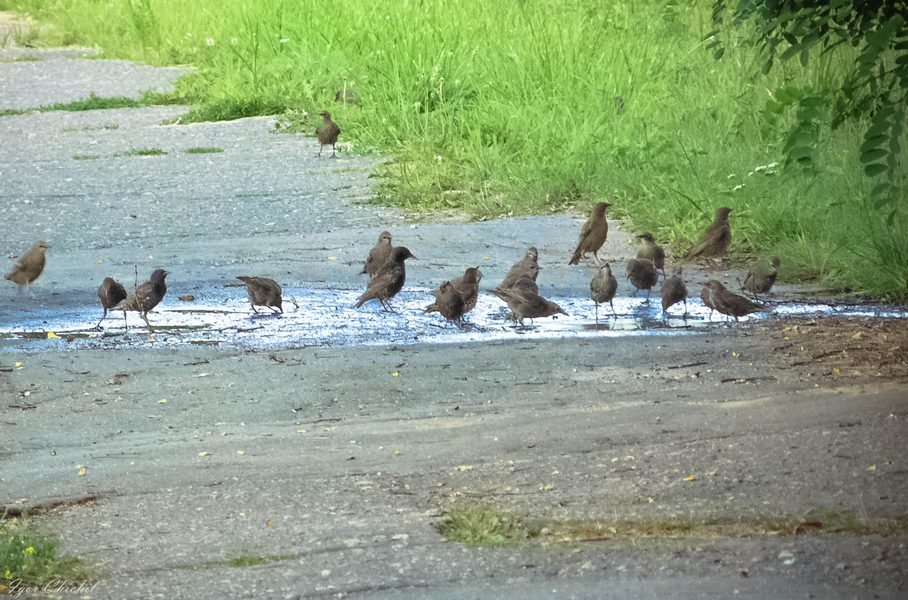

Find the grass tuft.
xmin=183 ymin=146 xmax=223 ymax=154
xmin=436 ymin=506 xmax=535 ymax=547
xmin=0 ymin=518 xmax=96 ymax=591
xmin=115 ymin=147 xmax=166 ymax=157
xmin=72 ymin=154 xmax=101 ymax=160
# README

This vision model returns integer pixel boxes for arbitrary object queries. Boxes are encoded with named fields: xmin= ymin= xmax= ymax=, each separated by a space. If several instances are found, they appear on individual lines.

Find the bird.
xmin=660 ymin=266 xmax=688 ymax=315
xmin=504 ymin=274 xmax=539 ymax=295
xmin=120 ymin=268 xmax=169 ymax=327
xmin=636 ymin=232 xmax=665 ymax=274
xmin=742 ymin=256 xmax=781 ymax=299
xmin=704 ymin=280 xmax=766 ymax=322
xmin=489 ymin=287 xmax=566 ymax=326
xmin=500 ymin=247 xmax=539 ymax=289
xmin=96 ymin=277 xmax=128 ymax=329
xmin=569 ymin=202 xmax=610 ymax=265
xmin=425 ymin=281 xmax=466 ymax=324
xmin=590 ymin=263 xmax=618 ymax=323
xmin=361 ymin=231 xmax=393 ymax=279
xmin=700 ymin=285 xmax=716 ymax=320
xmin=355 ymin=246 xmax=416 ymax=311
xmin=687 ymin=207 xmax=732 ymax=261
xmin=626 ymin=258 xmax=659 ymax=301
xmin=5 ymin=240 xmax=49 ymax=295
xmin=334 ymin=88 xmax=361 ymax=105
xmin=316 ymin=111 xmax=341 ymax=158
xmin=450 ymin=267 xmax=482 ymax=316
xmin=237 ymin=276 xmax=283 ymax=314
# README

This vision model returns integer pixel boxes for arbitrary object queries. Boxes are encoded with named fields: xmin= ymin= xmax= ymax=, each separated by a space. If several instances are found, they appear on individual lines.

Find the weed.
xmin=0 ymin=518 xmax=96 ymax=591
xmin=72 ymin=154 xmax=101 ymax=160
xmin=183 ymin=146 xmax=224 ymax=154
xmin=436 ymin=506 xmax=534 ymax=547
xmin=115 ymin=148 xmax=166 ymax=157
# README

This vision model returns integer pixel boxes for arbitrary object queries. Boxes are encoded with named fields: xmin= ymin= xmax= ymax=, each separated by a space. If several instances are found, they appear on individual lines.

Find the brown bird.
xmin=700 ymin=284 xmax=716 ymax=320
xmin=237 ymin=276 xmax=283 ymax=314
xmin=687 ymin=207 xmax=732 ymax=260
xmin=489 ymin=287 xmax=566 ymax=326
xmin=120 ymin=268 xmax=169 ymax=327
xmin=334 ymin=88 xmax=361 ymax=105
xmin=425 ymin=281 xmax=466 ymax=324
xmin=504 ymin=274 xmax=540 ymax=296
xmin=636 ymin=232 xmax=665 ymax=274
xmin=704 ymin=280 xmax=766 ymax=322
xmin=316 ymin=111 xmax=341 ymax=158
xmin=96 ymin=277 xmax=128 ymax=329
xmin=361 ymin=231 xmax=392 ymax=279
xmin=569 ymin=202 xmax=610 ymax=265
xmin=626 ymin=258 xmax=659 ymax=301
xmin=590 ymin=263 xmax=618 ymax=322
xmin=5 ymin=240 xmax=49 ymax=295
xmin=742 ymin=256 xmax=781 ymax=299
xmin=355 ymin=246 xmax=416 ymax=311
xmin=500 ymin=246 xmax=539 ymax=289
xmin=450 ymin=267 xmax=482 ymax=316
xmin=660 ymin=266 xmax=688 ymax=315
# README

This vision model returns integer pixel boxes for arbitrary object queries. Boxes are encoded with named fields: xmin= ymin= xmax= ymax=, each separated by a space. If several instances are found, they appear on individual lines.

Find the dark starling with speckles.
xmin=636 ymin=232 xmax=665 ymax=274
xmin=237 ymin=276 xmax=283 ymax=314
xmin=316 ymin=111 xmax=341 ymax=158
xmin=120 ymin=268 xmax=169 ymax=327
xmin=700 ymin=284 xmax=716 ymax=320
xmin=355 ymin=246 xmax=416 ymax=311
xmin=687 ymin=207 xmax=732 ymax=260
xmin=590 ymin=263 xmax=618 ymax=322
xmin=660 ymin=266 xmax=687 ymax=315
xmin=569 ymin=202 xmax=610 ymax=265
xmin=96 ymin=277 xmax=128 ymax=329
xmin=425 ymin=281 xmax=466 ymax=323
xmin=626 ymin=258 xmax=658 ymax=301
xmin=361 ymin=231 xmax=392 ymax=279
xmin=489 ymin=287 xmax=566 ymax=326
xmin=742 ymin=256 xmax=781 ymax=299
xmin=500 ymin=246 xmax=539 ymax=289
xmin=5 ymin=240 xmax=49 ymax=295
xmin=704 ymin=279 xmax=765 ymax=322
xmin=451 ymin=267 xmax=482 ymax=315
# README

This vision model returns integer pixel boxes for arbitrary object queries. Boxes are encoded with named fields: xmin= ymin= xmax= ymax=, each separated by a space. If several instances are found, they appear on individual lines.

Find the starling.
xmin=489 ymin=287 xmax=566 ymax=326
xmin=500 ymin=246 xmax=539 ymax=289
xmin=5 ymin=240 xmax=49 ymax=295
xmin=687 ymin=207 xmax=732 ymax=260
xmin=704 ymin=279 xmax=766 ymax=322
xmin=626 ymin=258 xmax=658 ymax=301
xmin=355 ymin=246 xmax=416 ymax=311
xmin=237 ymin=276 xmax=283 ymax=314
xmin=361 ymin=231 xmax=393 ymax=279
xmin=316 ymin=111 xmax=341 ymax=158
xmin=700 ymin=284 xmax=716 ymax=320
xmin=120 ymin=268 xmax=169 ymax=327
xmin=636 ymin=232 xmax=665 ymax=274
xmin=742 ymin=256 xmax=781 ymax=299
xmin=660 ymin=266 xmax=688 ymax=315
xmin=425 ymin=281 xmax=466 ymax=324
xmin=334 ymin=88 xmax=361 ymax=105
xmin=569 ymin=202 xmax=610 ymax=265
xmin=96 ymin=277 xmax=128 ymax=329
xmin=450 ymin=267 xmax=482 ymax=316
xmin=590 ymin=263 xmax=618 ymax=322
xmin=505 ymin=274 xmax=540 ymax=295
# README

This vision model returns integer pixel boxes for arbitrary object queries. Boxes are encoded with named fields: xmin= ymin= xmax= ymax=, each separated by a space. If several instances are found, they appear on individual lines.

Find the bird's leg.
xmin=317 ymin=144 xmax=323 ymax=158
xmin=644 ymin=288 xmax=651 ymax=304
xmin=250 ymin=304 xmax=259 ymax=314
xmin=594 ymin=303 xmax=599 ymax=326
xmin=330 ymin=143 xmax=338 ymax=159
xmin=94 ymin=311 xmax=105 ymax=331
xmin=122 ymin=309 xmax=129 ymax=331
xmin=141 ymin=312 xmax=151 ymax=328
xmin=270 ymin=306 xmax=282 ymax=314
xmin=610 ymin=300 xmax=617 ymax=318
xmin=593 ymin=251 xmax=603 ymax=267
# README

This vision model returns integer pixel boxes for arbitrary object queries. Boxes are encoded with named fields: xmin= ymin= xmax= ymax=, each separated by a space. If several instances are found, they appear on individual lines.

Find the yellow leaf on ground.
xmin=866 ymin=465 xmax=877 ymax=471
xmin=647 ymin=497 xmax=654 ymax=504
xmin=198 ymin=451 xmax=211 ymax=457
xmin=77 ymin=466 xmax=87 ymax=476
xmin=46 ymin=332 xmax=60 ymax=339
xmin=158 ymin=399 xmax=168 ymax=404
xmin=236 ymin=450 xmax=246 ymax=456
xmin=683 ymin=475 xmax=697 ymax=481
xmin=391 ymin=371 xmax=400 ymax=377
xmin=455 ymin=465 xmax=474 ymax=472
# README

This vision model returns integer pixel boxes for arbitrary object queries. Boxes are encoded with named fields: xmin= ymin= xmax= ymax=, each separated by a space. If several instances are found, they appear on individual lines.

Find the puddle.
xmin=0 ymin=287 xmax=905 ymax=353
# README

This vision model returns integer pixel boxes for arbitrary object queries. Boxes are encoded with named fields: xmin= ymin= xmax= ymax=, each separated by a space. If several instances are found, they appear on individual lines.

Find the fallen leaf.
xmin=540 ymin=483 xmax=554 ymax=491
xmin=14 ymin=361 xmax=23 ymax=368
xmin=46 ymin=332 xmax=60 ymax=339
xmin=683 ymin=475 xmax=697 ymax=481
xmin=866 ymin=465 xmax=877 ymax=471
xmin=198 ymin=451 xmax=211 ymax=457
xmin=236 ymin=450 xmax=246 ymax=456
xmin=455 ymin=465 xmax=474 ymax=472
xmin=394 ymin=449 xmax=401 ymax=456
xmin=178 ymin=294 xmax=195 ymax=302
xmin=647 ymin=497 xmax=654 ymax=504
xmin=832 ymin=367 xmax=841 ymax=376
xmin=391 ymin=371 xmax=400 ymax=377
xmin=158 ymin=399 xmax=168 ymax=404
xmin=77 ymin=466 xmax=87 ymax=476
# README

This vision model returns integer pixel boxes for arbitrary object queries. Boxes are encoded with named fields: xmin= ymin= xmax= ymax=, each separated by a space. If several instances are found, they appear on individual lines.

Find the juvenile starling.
xmin=742 ymin=256 xmax=781 ymax=299
xmin=626 ymin=258 xmax=659 ymax=301
xmin=590 ymin=263 xmax=618 ymax=322
xmin=120 ymin=268 xmax=169 ymax=327
xmin=361 ymin=231 xmax=392 ymax=279
xmin=700 ymin=284 xmax=716 ymax=320
xmin=660 ymin=266 xmax=687 ymax=315
xmin=450 ymin=267 xmax=482 ymax=315
xmin=569 ymin=202 xmax=611 ymax=265
xmin=96 ymin=277 xmax=128 ymax=329
xmin=500 ymin=246 xmax=539 ymax=289
xmin=636 ymin=232 xmax=665 ymax=274
xmin=334 ymin=88 xmax=361 ymax=105
xmin=316 ymin=111 xmax=341 ymax=158
xmin=355 ymin=246 xmax=416 ymax=311
xmin=425 ymin=281 xmax=466 ymax=324
xmin=5 ymin=240 xmax=49 ymax=295
xmin=687 ymin=207 xmax=732 ymax=260
xmin=489 ymin=287 xmax=566 ymax=326
xmin=505 ymin=274 xmax=539 ymax=295
xmin=704 ymin=279 xmax=766 ymax=322
xmin=237 ymin=276 xmax=283 ymax=314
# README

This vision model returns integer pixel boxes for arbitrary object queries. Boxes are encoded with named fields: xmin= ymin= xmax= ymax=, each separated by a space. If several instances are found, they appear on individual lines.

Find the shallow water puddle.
xmin=0 ymin=287 xmax=905 ymax=352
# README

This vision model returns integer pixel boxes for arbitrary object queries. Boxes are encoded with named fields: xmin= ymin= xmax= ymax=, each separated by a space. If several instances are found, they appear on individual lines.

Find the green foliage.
xmin=0 ymin=518 xmax=95 ymax=589
xmin=436 ymin=506 xmax=533 ymax=547
xmin=183 ymin=146 xmax=224 ymax=154
xmin=115 ymin=147 xmax=166 ymax=157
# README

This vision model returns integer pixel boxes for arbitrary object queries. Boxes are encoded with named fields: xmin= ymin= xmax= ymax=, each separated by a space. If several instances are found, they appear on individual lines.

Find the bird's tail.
xmin=568 ymin=247 xmax=582 ymax=265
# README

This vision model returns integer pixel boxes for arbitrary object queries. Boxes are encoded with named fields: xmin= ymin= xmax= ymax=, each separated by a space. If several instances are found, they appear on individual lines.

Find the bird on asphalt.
xmin=700 ymin=284 xmax=716 ymax=320
xmin=96 ymin=276 xmax=128 ymax=329
xmin=687 ymin=207 xmax=732 ymax=261
xmin=569 ymin=202 xmax=611 ymax=265
xmin=316 ymin=111 xmax=341 ymax=158
xmin=500 ymin=246 xmax=539 ymax=289
xmin=120 ymin=268 xmax=169 ymax=327
xmin=361 ymin=231 xmax=393 ymax=279
xmin=626 ymin=257 xmax=659 ymax=301
xmin=450 ymin=267 xmax=482 ymax=316
xmin=5 ymin=240 xmax=49 ymax=295
xmin=660 ymin=266 xmax=688 ymax=315
xmin=237 ymin=276 xmax=283 ymax=314
xmin=636 ymin=232 xmax=665 ymax=275
xmin=704 ymin=279 xmax=766 ymax=322
xmin=590 ymin=263 xmax=618 ymax=322
xmin=355 ymin=246 xmax=416 ymax=311
xmin=425 ymin=281 xmax=466 ymax=324
xmin=742 ymin=256 xmax=781 ymax=300
xmin=489 ymin=287 xmax=566 ymax=327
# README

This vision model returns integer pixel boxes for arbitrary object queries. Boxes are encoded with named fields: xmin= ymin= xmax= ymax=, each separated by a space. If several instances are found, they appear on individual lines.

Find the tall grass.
xmin=2 ymin=0 xmax=905 ymax=298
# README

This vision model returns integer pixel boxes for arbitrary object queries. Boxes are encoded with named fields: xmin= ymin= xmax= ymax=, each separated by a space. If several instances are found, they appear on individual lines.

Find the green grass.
xmin=436 ymin=506 xmax=535 ymax=547
xmin=72 ymin=154 xmax=101 ymax=160
xmin=0 ymin=518 xmax=96 ymax=592
xmin=115 ymin=147 xmax=166 ymax=157
xmin=183 ymin=146 xmax=223 ymax=154
xmin=1 ymin=0 xmax=906 ymax=298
